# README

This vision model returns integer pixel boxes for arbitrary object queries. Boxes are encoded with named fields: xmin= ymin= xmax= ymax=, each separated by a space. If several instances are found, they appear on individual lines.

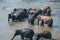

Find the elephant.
xmin=27 ymin=8 xmax=37 ymax=25
xmin=46 ymin=9 xmax=51 ymax=16
xmin=35 ymin=31 xmax=52 ymax=40
xmin=11 ymin=28 xmax=34 ymax=40
xmin=8 ymin=8 xmax=28 ymax=22
xmin=37 ymin=16 xmax=53 ymax=27
xmin=42 ymin=6 xmax=52 ymax=16
xmin=8 ymin=11 xmax=21 ymax=22
xmin=28 ymin=15 xmax=35 ymax=25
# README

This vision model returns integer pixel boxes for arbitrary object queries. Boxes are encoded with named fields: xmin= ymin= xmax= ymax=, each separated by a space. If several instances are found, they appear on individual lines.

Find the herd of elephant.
xmin=8 ymin=6 xmax=53 ymax=27
xmin=8 ymin=6 xmax=54 ymax=40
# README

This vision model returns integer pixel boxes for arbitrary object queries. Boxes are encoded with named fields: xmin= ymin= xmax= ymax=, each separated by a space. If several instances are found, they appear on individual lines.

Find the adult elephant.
xmin=28 ymin=8 xmax=38 ymax=25
xmin=11 ymin=28 xmax=34 ymax=40
xmin=42 ymin=6 xmax=52 ymax=16
xmin=8 ymin=8 xmax=28 ymax=22
xmin=8 ymin=8 xmax=22 ymax=22
xmin=37 ymin=15 xmax=53 ymax=27
xmin=35 ymin=31 xmax=52 ymax=40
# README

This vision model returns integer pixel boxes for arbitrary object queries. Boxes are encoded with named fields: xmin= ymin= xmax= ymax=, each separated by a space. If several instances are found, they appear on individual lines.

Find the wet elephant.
xmin=11 ymin=28 xmax=34 ymax=40
xmin=8 ymin=11 xmax=21 ymax=22
xmin=42 ymin=6 xmax=52 ymax=16
xmin=46 ymin=9 xmax=51 ymax=16
xmin=37 ymin=16 xmax=53 ymax=27
xmin=28 ymin=11 xmax=35 ymax=25
xmin=8 ymin=8 xmax=28 ymax=22
xmin=35 ymin=31 xmax=52 ymax=40
xmin=27 ymin=8 xmax=37 ymax=25
xmin=8 ymin=8 xmax=22 ymax=22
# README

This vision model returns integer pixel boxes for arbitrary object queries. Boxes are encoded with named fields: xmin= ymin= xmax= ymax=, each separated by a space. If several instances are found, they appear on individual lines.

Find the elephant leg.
xmin=8 ymin=16 xmax=10 ymax=22
xmin=48 ymin=19 xmax=53 ymax=27
xmin=31 ymin=18 xmax=35 ymax=25
xmin=48 ymin=23 xmax=52 ymax=27
xmin=11 ymin=33 xmax=17 ymax=40
xmin=28 ymin=19 xmax=31 ymax=23
xmin=30 ymin=38 xmax=33 ymax=40
xmin=19 ymin=18 xmax=22 ymax=21
xmin=38 ymin=19 xmax=40 ymax=26
xmin=11 ymin=30 xmax=21 ymax=40
xmin=8 ymin=14 xmax=11 ymax=22
xmin=12 ymin=18 xmax=14 ymax=22
xmin=36 ymin=37 xmax=40 ymax=40
xmin=19 ymin=16 xmax=23 ymax=21
xmin=36 ymin=38 xmax=39 ymax=40
xmin=29 ymin=37 xmax=33 ymax=40
xmin=21 ymin=35 xmax=24 ymax=40
xmin=40 ymin=20 xmax=44 ymax=26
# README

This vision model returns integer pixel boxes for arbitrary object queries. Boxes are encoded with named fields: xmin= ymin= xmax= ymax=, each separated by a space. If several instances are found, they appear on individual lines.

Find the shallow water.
xmin=0 ymin=0 xmax=60 ymax=40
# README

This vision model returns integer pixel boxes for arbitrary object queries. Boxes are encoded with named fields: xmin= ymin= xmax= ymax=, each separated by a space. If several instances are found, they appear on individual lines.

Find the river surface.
xmin=0 ymin=0 xmax=60 ymax=40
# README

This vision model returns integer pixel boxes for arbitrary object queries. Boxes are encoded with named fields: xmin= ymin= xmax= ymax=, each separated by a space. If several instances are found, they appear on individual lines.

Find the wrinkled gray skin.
xmin=35 ymin=31 xmax=52 ymax=40
xmin=11 ymin=28 xmax=34 ymax=40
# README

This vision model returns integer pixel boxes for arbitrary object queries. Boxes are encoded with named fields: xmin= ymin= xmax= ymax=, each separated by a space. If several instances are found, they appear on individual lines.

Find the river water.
xmin=0 ymin=0 xmax=60 ymax=40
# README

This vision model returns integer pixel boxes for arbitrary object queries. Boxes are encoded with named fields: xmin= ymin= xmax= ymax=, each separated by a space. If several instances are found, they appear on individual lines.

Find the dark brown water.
xmin=0 ymin=0 xmax=60 ymax=40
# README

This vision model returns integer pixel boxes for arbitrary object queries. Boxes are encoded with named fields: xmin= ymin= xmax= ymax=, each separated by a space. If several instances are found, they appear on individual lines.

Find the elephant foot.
xmin=21 ymin=35 xmax=24 ymax=40
xmin=12 ymin=19 xmax=14 ymax=22
xmin=40 ymin=23 xmax=44 ymax=27
xmin=48 ymin=24 xmax=52 ymax=27
xmin=36 ymin=38 xmax=39 ymax=40
xmin=29 ymin=37 xmax=33 ymax=40
xmin=40 ymin=20 xmax=44 ymax=26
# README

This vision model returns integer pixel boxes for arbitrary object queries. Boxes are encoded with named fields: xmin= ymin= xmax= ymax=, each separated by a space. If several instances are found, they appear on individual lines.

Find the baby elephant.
xmin=11 ymin=28 xmax=34 ymax=40
xmin=35 ymin=31 xmax=52 ymax=40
